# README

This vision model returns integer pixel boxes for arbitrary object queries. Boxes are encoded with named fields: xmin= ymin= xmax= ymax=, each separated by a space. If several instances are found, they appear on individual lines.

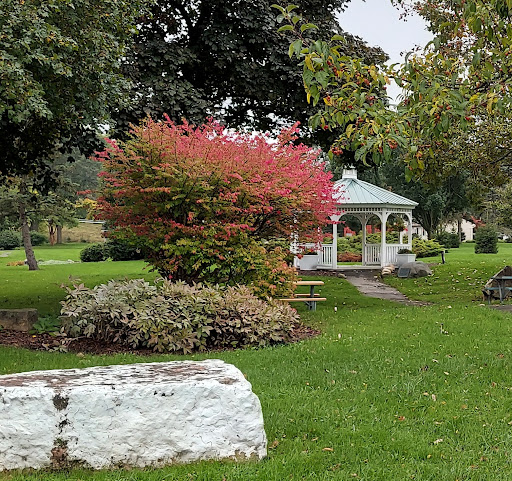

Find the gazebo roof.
xmin=333 ymin=169 xmax=418 ymax=209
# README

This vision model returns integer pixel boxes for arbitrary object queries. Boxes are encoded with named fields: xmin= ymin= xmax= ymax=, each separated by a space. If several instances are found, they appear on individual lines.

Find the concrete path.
xmin=342 ymin=269 xmax=428 ymax=306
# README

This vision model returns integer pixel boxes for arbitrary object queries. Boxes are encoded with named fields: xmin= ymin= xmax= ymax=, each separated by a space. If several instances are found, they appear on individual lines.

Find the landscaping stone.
xmin=398 ymin=261 xmax=432 ymax=278
xmin=0 ymin=309 xmax=38 ymax=332
xmin=0 ymin=360 xmax=267 ymax=471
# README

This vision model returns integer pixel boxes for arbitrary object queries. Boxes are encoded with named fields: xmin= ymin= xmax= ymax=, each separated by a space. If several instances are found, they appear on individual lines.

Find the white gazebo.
xmin=314 ymin=168 xmax=418 ymax=269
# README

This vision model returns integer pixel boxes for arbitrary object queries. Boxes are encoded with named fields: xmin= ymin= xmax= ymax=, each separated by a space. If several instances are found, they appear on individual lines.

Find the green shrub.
xmin=79 ymin=243 xmax=108 ymax=262
xmin=60 ymin=279 xmax=299 ymax=353
xmin=435 ymin=232 xmax=460 ymax=248
xmin=337 ymin=235 xmax=362 ymax=254
xmin=105 ymin=239 xmax=144 ymax=261
xmin=475 ymin=226 xmax=498 ymax=254
xmin=31 ymin=316 xmax=61 ymax=334
xmin=0 ymin=230 xmax=21 ymax=250
xmin=30 ymin=231 xmax=48 ymax=246
xmin=412 ymin=238 xmax=444 ymax=258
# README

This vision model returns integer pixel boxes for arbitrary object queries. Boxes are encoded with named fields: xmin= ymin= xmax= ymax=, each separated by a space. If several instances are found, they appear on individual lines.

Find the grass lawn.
xmin=0 ymin=244 xmax=157 ymax=316
xmin=1 ymin=243 xmax=512 ymax=480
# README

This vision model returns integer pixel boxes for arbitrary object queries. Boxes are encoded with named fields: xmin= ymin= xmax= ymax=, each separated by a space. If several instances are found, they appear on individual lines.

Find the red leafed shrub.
xmin=95 ymin=118 xmax=335 ymax=297
xmin=337 ymin=252 xmax=362 ymax=262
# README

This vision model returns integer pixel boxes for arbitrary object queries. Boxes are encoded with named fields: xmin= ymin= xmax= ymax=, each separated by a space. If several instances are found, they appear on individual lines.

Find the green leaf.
xmin=300 ymin=23 xmax=318 ymax=33
xmin=278 ymin=25 xmax=294 ymax=33
xmin=330 ymin=34 xmax=345 ymax=43
xmin=288 ymin=39 xmax=302 ymax=58
xmin=270 ymin=4 xmax=285 ymax=12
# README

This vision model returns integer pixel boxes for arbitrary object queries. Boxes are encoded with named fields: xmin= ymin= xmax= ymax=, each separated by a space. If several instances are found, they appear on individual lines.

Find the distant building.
xmin=412 ymin=220 xmax=476 ymax=241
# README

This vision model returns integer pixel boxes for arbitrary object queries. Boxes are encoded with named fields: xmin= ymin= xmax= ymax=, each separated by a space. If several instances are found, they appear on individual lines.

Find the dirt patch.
xmin=0 ymin=323 xmax=320 ymax=356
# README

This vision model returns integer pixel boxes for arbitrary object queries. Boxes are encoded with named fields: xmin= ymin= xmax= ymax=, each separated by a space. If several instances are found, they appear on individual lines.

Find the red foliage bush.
xmin=96 ymin=118 xmax=336 ymax=296
xmin=337 ymin=252 xmax=362 ymax=262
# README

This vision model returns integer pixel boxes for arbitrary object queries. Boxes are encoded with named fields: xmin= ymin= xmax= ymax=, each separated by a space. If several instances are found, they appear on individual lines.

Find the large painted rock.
xmin=0 ymin=360 xmax=267 ymax=470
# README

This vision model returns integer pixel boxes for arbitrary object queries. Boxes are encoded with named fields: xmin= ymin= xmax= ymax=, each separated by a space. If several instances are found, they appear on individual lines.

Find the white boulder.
xmin=0 ymin=360 xmax=267 ymax=471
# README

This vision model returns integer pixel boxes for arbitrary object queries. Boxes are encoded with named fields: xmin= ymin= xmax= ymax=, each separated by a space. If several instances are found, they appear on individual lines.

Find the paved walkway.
xmin=342 ymin=269 xmax=428 ymax=306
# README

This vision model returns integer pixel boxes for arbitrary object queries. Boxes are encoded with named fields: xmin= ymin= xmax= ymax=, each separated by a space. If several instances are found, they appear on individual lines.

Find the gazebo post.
xmin=380 ymin=212 xmax=389 ymax=267
xmin=407 ymin=213 xmax=413 ymax=247
xmin=331 ymin=219 xmax=338 ymax=270
xmin=362 ymin=217 xmax=367 ymax=266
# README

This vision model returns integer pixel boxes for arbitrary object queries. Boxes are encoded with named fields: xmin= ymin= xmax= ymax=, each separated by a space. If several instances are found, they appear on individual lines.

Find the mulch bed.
xmin=0 ymin=323 xmax=320 ymax=356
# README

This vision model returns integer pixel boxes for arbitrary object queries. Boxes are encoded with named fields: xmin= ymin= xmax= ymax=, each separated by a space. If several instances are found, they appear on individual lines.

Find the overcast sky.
xmin=337 ymin=0 xmax=433 ymax=103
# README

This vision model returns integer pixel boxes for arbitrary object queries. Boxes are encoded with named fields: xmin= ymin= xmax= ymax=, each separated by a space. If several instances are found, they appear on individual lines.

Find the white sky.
xmin=337 ymin=0 xmax=433 ymax=103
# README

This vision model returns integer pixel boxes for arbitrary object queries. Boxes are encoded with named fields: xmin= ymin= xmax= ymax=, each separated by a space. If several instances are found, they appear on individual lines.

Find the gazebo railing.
xmin=298 ymin=243 xmax=333 ymax=267
xmin=318 ymin=244 xmax=333 ymax=267
xmin=365 ymin=243 xmax=412 ymax=266
xmin=385 ymin=244 xmax=412 ymax=265
xmin=364 ymin=244 xmax=381 ymax=265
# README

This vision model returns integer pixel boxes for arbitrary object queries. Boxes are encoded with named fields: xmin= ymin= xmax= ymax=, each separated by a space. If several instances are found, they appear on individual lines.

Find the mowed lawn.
xmin=0 ymin=244 xmax=158 ymax=316
xmin=1 ymin=243 xmax=512 ymax=480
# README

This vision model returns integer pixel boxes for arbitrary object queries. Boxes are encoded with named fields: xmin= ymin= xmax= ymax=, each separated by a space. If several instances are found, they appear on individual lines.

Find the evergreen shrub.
xmin=0 ymin=230 xmax=21 ymax=250
xmin=412 ymin=238 xmax=444 ymax=258
xmin=435 ymin=232 xmax=460 ymax=248
xmin=30 ymin=231 xmax=48 ymax=246
xmin=475 ymin=226 xmax=498 ymax=254
xmin=80 ymin=243 xmax=108 ymax=262
xmin=105 ymin=239 xmax=144 ymax=261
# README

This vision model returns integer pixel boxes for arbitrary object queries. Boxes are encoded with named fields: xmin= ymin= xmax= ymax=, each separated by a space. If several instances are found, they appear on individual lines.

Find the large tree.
xmin=362 ymin=163 xmax=473 ymax=239
xmin=276 ymin=1 xmax=512 ymax=180
xmin=112 ymin=0 xmax=388 ymax=144
xmin=0 ymin=0 xmax=148 ymax=183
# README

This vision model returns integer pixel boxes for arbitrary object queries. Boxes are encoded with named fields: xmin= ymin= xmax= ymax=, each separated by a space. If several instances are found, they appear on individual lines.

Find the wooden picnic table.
xmin=280 ymin=280 xmax=326 ymax=311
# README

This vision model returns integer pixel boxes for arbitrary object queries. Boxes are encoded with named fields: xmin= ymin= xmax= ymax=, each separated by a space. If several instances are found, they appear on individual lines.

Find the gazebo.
xmin=316 ymin=168 xmax=418 ymax=269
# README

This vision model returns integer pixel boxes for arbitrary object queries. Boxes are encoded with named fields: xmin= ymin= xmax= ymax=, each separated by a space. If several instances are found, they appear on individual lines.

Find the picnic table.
xmin=485 ymin=275 xmax=512 ymax=304
xmin=279 ymin=280 xmax=326 ymax=311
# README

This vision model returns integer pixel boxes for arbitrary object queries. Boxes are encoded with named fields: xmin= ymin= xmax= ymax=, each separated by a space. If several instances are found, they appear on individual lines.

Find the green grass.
xmin=1 ymin=243 xmax=512 ymax=480
xmin=0 ymin=244 xmax=157 ymax=316
xmin=385 ymin=242 xmax=512 ymax=305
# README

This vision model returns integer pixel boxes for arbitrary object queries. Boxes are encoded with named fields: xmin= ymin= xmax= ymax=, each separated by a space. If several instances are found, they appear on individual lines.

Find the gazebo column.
xmin=330 ymin=214 xmax=341 ymax=270
xmin=362 ymin=217 xmax=367 ymax=265
xmin=380 ymin=212 xmax=389 ymax=267
xmin=331 ymin=221 xmax=338 ymax=270
xmin=406 ymin=213 xmax=413 ymax=247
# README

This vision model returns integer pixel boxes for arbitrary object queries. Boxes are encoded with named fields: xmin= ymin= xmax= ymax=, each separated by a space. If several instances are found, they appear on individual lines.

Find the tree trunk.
xmin=48 ymin=220 xmax=56 ymax=245
xmin=19 ymin=201 xmax=39 ymax=271
xmin=457 ymin=217 xmax=463 ymax=243
xmin=57 ymin=225 xmax=63 ymax=244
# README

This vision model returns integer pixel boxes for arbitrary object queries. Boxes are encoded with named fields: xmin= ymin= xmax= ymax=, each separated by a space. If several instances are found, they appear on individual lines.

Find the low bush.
xmin=0 ymin=230 xmax=21 ymax=250
xmin=337 ymin=252 xmax=362 ymax=262
xmin=412 ymin=238 xmax=444 ymax=258
xmin=105 ymin=239 xmax=144 ymax=261
xmin=435 ymin=232 xmax=460 ymax=248
xmin=475 ymin=226 xmax=498 ymax=254
xmin=60 ymin=279 xmax=299 ymax=353
xmin=337 ymin=235 xmax=362 ymax=254
xmin=30 ymin=231 xmax=49 ymax=246
xmin=79 ymin=243 xmax=108 ymax=262
xmin=31 ymin=316 xmax=61 ymax=334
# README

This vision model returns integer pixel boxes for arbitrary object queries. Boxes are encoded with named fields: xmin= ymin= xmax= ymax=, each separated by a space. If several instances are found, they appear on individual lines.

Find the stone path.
xmin=340 ymin=269 xmax=512 ymax=311
xmin=342 ymin=269 xmax=428 ymax=306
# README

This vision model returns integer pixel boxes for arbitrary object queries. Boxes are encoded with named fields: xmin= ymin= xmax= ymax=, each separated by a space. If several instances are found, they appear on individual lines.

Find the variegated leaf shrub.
xmin=60 ymin=279 xmax=299 ymax=353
